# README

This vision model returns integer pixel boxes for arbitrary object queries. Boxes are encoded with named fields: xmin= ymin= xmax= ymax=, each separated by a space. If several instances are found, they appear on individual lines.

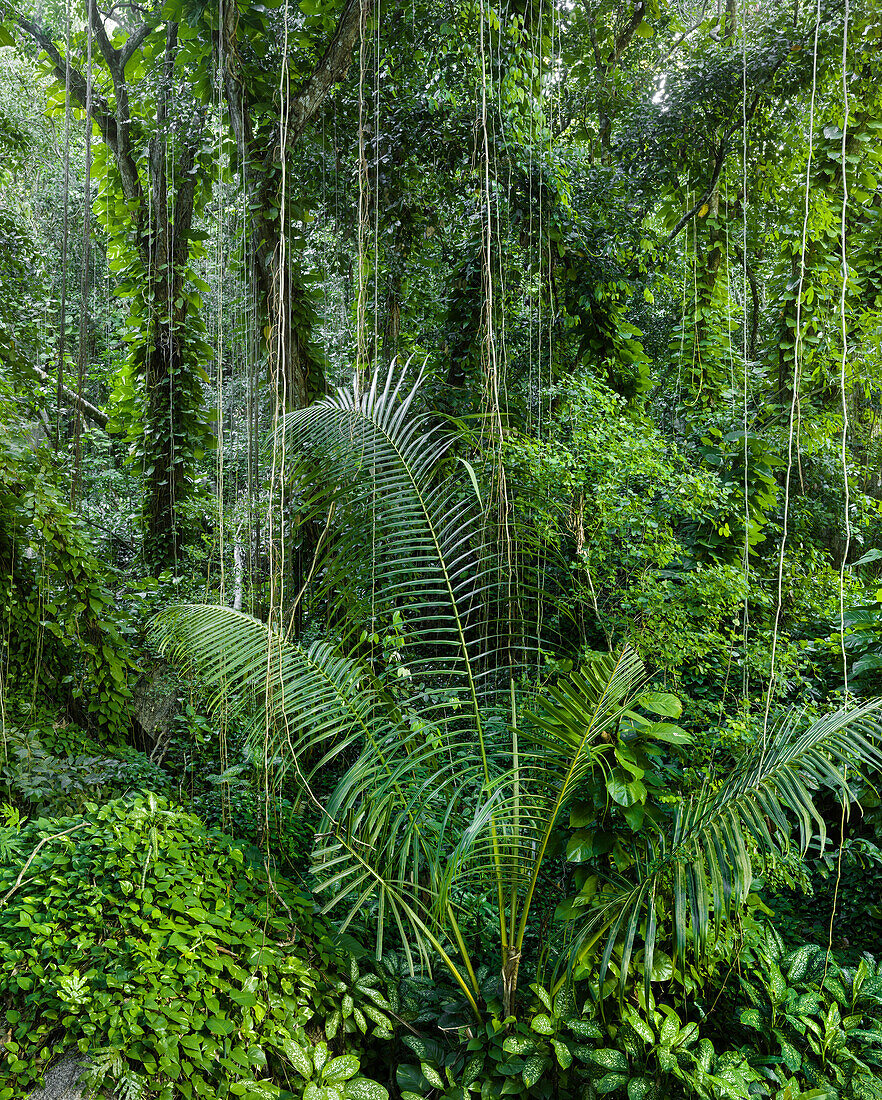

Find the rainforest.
xmin=2 ymin=0 xmax=882 ymax=1097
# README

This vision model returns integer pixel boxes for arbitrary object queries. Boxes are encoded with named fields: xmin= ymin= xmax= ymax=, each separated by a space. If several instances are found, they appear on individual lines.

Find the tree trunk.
xmin=139 ymin=22 xmax=205 ymax=573
xmin=219 ymin=0 xmax=370 ymax=410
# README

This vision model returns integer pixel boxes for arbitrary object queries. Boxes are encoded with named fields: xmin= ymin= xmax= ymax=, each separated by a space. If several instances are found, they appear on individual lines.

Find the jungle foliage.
xmin=2 ymin=0 xmax=882 ymax=1097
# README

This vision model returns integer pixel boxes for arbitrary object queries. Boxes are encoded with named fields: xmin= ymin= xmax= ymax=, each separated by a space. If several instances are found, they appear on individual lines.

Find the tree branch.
xmin=585 ymin=8 xmax=602 ymax=74
xmin=12 ymin=11 xmax=144 ymax=203
xmin=32 ymin=365 xmax=109 ymax=429
xmin=173 ymin=109 xmax=208 ymax=283
xmin=286 ymin=0 xmax=371 ymax=145
xmin=13 ymin=15 xmax=116 ymax=147
xmin=657 ymin=2 xmax=710 ymax=68
xmin=665 ymin=42 xmax=791 ymax=244
xmin=87 ymin=0 xmax=119 ymax=67
xmin=666 ymin=140 xmax=728 ymax=242
xmin=222 ymin=0 xmax=370 ymax=307
xmin=609 ymin=1 xmax=646 ymax=72
xmin=119 ymin=20 xmax=151 ymax=69
xmin=86 ymin=0 xmax=144 ymax=202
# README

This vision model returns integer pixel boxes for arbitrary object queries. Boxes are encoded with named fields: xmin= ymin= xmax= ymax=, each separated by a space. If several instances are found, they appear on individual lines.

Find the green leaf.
xmin=521 ymin=1055 xmax=549 ymax=1088
xmin=503 ymin=1035 xmax=537 ymax=1055
xmin=343 ymin=1080 xmax=389 ymax=1100
xmin=552 ymin=1039 xmax=572 ymax=1069
xmin=552 ymin=986 xmax=575 ymax=1019
xmin=644 ymin=723 xmax=692 ymax=746
xmin=852 ymin=653 xmax=882 ymax=676
xmin=596 ymin=1073 xmax=630 ymax=1095
xmin=659 ymin=1011 xmax=679 ymax=1048
xmin=589 ymin=1049 xmax=629 ymax=1072
xmin=567 ymin=1019 xmax=603 ymax=1040
xmin=623 ymin=1014 xmax=654 ymax=1045
xmin=324 ymin=1056 xmax=360 ymax=1083
xmin=607 ymin=770 xmax=646 ymax=807
xmin=401 ymin=1035 xmax=434 ymax=1061
xmin=283 ymin=1038 xmax=312 ymax=1078
xmin=457 ymin=457 xmax=483 ymax=508
xmin=637 ymin=691 xmax=682 ymax=718
xmin=566 ymin=830 xmax=613 ymax=862
xmin=396 ymin=1067 xmax=428 ymax=1094
xmin=420 ymin=1063 xmax=445 ymax=1089
xmin=229 ymin=1084 xmax=279 ymax=1099
xmin=462 ymin=1054 xmax=485 ymax=1087
xmin=778 ymin=1039 xmax=802 ymax=1072
xmin=530 ymin=1014 xmax=555 ymax=1035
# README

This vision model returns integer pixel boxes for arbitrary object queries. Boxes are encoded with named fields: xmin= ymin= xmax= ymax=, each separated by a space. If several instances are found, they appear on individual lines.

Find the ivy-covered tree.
xmin=10 ymin=1 xmax=215 ymax=572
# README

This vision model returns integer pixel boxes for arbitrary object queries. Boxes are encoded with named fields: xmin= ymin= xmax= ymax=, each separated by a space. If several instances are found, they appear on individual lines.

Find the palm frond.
xmin=566 ymin=699 xmax=882 ymax=1007
xmin=150 ymin=603 xmax=395 ymax=782
xmin=281 ymin=362 xmax=544 ymax=724
xmin=412 ymin=650 xmax=649 ymax=955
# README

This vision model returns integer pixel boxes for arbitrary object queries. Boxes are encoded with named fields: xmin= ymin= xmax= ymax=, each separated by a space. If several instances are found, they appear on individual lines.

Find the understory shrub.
xmin=0 ymin=422 xmax=135 ymax=737
xmin=0 ymin=725 xmax=171 ymax=815
xmin=393 ymin=925 xmax=882 ymax=1100
xmin=0 ymin=795 xmax=392 ymax=1100
xmin=724 ymin=927 xmax=882 ymax=1099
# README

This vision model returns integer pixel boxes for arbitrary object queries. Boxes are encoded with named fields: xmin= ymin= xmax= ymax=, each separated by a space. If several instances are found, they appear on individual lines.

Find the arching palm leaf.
xmin=280 ymin=364 xmax=534 ymax=727
xmin=553 ymin=697 xmax=882 ymax=1008
xmin=152 ymin=601 xmax=487 ymax=1007
xmin=151 ymin=603 xmax=398 ymax=783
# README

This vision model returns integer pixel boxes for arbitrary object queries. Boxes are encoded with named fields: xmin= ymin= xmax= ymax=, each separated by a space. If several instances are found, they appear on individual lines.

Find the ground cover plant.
xmin=0 ymin=795 xmax=392 ymax=1098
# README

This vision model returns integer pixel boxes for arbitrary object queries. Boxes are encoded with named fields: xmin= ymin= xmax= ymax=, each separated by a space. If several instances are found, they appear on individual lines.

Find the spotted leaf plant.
xmin=280 ymin=1034 xmax=389 ymax=1100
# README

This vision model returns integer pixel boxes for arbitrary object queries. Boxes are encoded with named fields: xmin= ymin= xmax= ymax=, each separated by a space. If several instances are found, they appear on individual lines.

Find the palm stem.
xmin=515 ymin=650 xmax=641 ymax=953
